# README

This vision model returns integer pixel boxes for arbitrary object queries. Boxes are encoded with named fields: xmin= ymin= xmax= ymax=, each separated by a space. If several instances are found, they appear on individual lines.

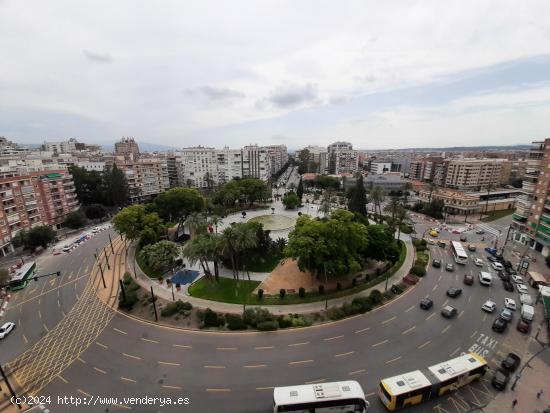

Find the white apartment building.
xmin=215 ymin=147 xmax=243 ymax=184
xmin=75 ymin=161 xmax=106 ymax=172
xmin=242 ymin=145 xmax=271 ymax=181
xmin=42 ymin=138 xmax=82 ymax=153
xmin=369 ymin=161 xmax=392 ymax=175
xmin=265 ymin=145 xmax=289 ymax=175
xmin=327 ymin=141 xmax=359 ymax=175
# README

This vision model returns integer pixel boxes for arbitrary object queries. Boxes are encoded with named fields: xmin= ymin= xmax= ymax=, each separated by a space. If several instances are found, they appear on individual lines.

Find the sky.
xmin=1 ymin=0 xmax=550 ymax=150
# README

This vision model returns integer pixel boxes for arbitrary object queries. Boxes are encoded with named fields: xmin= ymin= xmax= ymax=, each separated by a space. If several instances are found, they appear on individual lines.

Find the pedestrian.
xmin=512 ymin=399 xmax=518 ymax=408
xmin=538 ymin=390 xmax=543 ymax=399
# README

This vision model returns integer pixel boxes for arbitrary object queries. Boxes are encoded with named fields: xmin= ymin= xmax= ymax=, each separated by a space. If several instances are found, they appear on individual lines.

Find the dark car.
xmin=460 ymin=234 xmax=467 ymax=242
xmin=420 ymin=298 xmax=433 ymax=310
xmin=487 ymin=255 xmax=498 ymax=263
xmin=498 ymin=272 xmax=511 ymax=281
xmin=491 ymin=368 xmax=510 ymax=390
xmin=463 ymin=274 xmax=474 ymax=285
xmin=441 ymin=305 xmax=457 ymax=318
xmin=485 ymin=247 xmax=497 ymax=255
xmin=492 ymin=317 xmax=508 ymax=333
xmin=476 ymin=229 xmax=485 ymax=235
xmin=494 ymin=253 xmax=504 ymax=262
xmin=437 ymin=241 xmax=447 ymax=248
xmin=467 ymin=244 xmax=476 ymax=252
xmin=503 ymin=260 xmax=513 ymax=269
xmin=517 ymin=319 xmax=531 ymax=334
xmin=502 ymin=280 xmax=514 ymax=292
xmin=504 ymin=266 xmax=517 ymax=276
xmin=402 ymin=274 xmax=419 ymax=285
xmin=432 ymin=259 xmax=441 ymax=268
xmin=446 ymin=287 xmax=462 ymax=298
xmin=501 ymin=353 xmax=521 ymax=372
xmin=445 ymin=263 xmax=454 ymax=272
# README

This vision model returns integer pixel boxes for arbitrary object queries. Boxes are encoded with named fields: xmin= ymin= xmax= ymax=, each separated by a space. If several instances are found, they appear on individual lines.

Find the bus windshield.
xmin=450 ymin=241 xmax=468 ymax=264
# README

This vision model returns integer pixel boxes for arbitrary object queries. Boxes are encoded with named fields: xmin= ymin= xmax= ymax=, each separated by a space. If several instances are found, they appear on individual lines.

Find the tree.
xmin=319 ymin=190 xmax=336 ymax=217
xmin=84 ymin=204 xmax=107 ymax=220
xmin=347 ymin=175 xmax=367 ymax=216
xmin=220 ymin=223 xmax=259 ymax=280
xmin=402 ymin=182 xmax=413 ymax=204
xmin=428 ymin=182 xmax=438 ymax=203
xmin=296 ymin=177 xmax=304 ymax=201
xmin=69 ymin=165 xmax=105 ymax=205
xmin=282 ymin=192 xmax=300 ymax=209
xmin=370 ymin=186 xmax=385 ymax=222
xmin=186 ymin=212 xmax=208 ymax=238
xmin=64 ymin=210 xmax=88 ymax=229
xmin=103 ymin=164 xmax=128 ymax=207
xmin=208 ymin=215 xmax=222 ymax=234
xmin=239 ymin=178 xmax=269 ymax=205
xmin=113 ymin=205 xmax=165 ymax=241
xmin=309 ymin=175 xmax=340 ymax=191
xmin=24 ymin=226 xmax=56 ymax=250
xmin=183 ymin=234 xmax=215 ymax=280
xmin=154 ymin=187 xmax=205 ymax=232
xmin=139 ymin=241 xmax=180 ymax=274
xmin=364 ymin=224 xmax=399 ymax=262
xmin=384 ymin=197 xmax=401 ymax=221
xmin=395 ymin=206 xmax=409 ymax=241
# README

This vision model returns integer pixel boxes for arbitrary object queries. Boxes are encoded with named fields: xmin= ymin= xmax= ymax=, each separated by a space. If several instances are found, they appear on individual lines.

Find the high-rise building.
xmin=265 ymin=145 xmax=289 ymax=175
xmin=109 ymin=158 xmax=169 ymax=203
xmin=0 ymin=170 xmax=79 ymax=255
xmin=444 ymin=159 xmax=505 ymax=191
xmin=295 ymin=145 xmax=328 ymax=173
xmin=512 ymin=139 xmax=550 ymax=254
xmin=215 ymin=147 xmax=243 ymax=184
xmin=114 ymin=137 xmax=140 ymax=159
xmin=327 ymin=141 xmax=359 ymax=174
xmin=242 ymin=145 xmax=271 ymax=180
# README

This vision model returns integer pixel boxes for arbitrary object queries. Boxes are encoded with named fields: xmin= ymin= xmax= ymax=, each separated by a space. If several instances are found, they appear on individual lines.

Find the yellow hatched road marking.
xmin=402 ymin=326 xmax=416 ymax=335
xmin=94 ymin=367 xmax=106 ymax=374
xmin=78 ymin=389 xmax=91 ymax=397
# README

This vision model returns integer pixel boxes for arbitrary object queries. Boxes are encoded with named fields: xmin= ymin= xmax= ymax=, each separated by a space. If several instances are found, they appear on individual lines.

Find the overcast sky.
xmin=1 ymin=0 xmax=550 ymax=150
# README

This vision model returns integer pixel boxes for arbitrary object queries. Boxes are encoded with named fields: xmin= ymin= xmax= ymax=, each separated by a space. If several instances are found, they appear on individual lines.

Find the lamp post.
xmin=108 ymin=233 xmax=115 ymax=254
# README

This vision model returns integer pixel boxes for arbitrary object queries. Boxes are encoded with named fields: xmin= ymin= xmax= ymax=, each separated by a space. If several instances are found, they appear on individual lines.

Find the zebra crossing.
xmin=475 ymin=222 xmax=504 ymax=237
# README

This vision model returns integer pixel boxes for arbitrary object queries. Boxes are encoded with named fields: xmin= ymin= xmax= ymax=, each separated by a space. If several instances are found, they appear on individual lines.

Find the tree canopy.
xmin=15 ymin=226 xmax=56 ymax=251
xmin=282 ymin=192 xmax=300 ymax=209
xmin=139 ymin=241 xmax=180 ymax=274
xmin=212 ymin=178 xmax=269 ymax=209
xmin=347 ymin=175 xmax=367 ymax=216
xmin=305 ymin=175 xmax=340 ymax=191
xmin=113 ymin=204 xmax=165 ymax=242
xmin=64 ymin=210 xmax=88 ymax=229
xmin=154 ymin=187 xmax=205 ymax=225
xmin=69 ymin=164 xmax=128 ymax=207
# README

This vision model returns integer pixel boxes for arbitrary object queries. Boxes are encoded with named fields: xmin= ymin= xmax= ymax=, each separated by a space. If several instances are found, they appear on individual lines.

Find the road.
xmin=1 ymin=214 xmax=536 ymax=413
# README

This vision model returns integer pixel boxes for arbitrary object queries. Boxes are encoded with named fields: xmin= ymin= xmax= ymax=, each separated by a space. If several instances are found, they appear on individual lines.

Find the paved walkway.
xmin=128 ymin=235 xmax=415 ymax=314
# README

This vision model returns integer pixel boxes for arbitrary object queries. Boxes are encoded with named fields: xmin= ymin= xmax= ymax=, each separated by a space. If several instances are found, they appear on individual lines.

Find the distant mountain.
xmin=102 ymin=142 xmax=177 ymax=152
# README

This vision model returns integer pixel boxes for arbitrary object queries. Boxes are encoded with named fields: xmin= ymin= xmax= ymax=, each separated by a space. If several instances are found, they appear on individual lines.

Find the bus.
xmin=8 ymin=262 xmax=37 ymax=291
xmin=450 ymin=241 xmax=468 ymax=265
xmin=378 ymin=353 xmax=487 ymax=411
xmin=273 ymin=381 xmax=370 ymax=412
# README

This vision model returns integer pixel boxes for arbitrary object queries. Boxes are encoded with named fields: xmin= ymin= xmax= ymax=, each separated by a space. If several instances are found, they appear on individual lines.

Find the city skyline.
xmin=1 ymin=1 xmax=550 ymax=149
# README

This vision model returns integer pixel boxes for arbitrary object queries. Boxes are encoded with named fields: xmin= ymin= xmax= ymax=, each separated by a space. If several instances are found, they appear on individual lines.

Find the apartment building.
xmin=368 ymin=160 xmax=392 ymax=175
xmin=179 ymin=147 xmax=217 ymax=189
xmin=444 ymin=159 xmax=505 ymax=191
xmin=295 ymin=145 xmax=328 ymax=173
xmin=115 ymin=137 xmax=140 ymax=159
xmin=42 ymin=138 xmax=84 ymax=153
xmin=215 ymin=147 xmax=243 ymax=184
xmin=242 ymin=145 xmax=271 ymax=180
xmin=110 ymin=158 xmax=170 ymax=203
xmin=75 ymin=161 xmax=105 ymax=172
xmin=512 ymin=139 xmax=550 ymax=254
xmin=409 ymin=157 xmax=446 ymax=184
xmin=0 ymin=170 xmax=79 ymax=255
xmin=327 ymin=141 xmax=359 ymax=175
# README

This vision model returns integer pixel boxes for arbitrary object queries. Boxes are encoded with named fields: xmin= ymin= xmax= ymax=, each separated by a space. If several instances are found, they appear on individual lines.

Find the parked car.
xmin=487 ymin=255 xmax=498 ymax=263
xmin=445 ymin=263 xmax=454 ymax=272
xmin=521 ymin=304 xmax=535 ymax=322
xmin=467 ymin=244 xmax=476 ymax=252
xmin=491 ymin=262 xmax=504 ymax=272
xmin=476 ymin=229 xmax=485 ymax=234
xmin=501 ymin=353 xmax=521 ymax=372
xmin=430 ymin=230 xmax=439 ymax=237
xmin=460 ymin=234 xmax=467 ymax=242
xmin=516 ymin=319 xmax=531 ymax=334
xmin=441 ymin=305 xmax=458 ymax=318
xmin=0 ymin=322 xmax=15 ymax=339
xmin=432 ymin=259 xmax=441 ymax=268
xmin=492 ymin=318 xmax=508 ymax=333
xmin=420 ymin=298 xmax=433 ymax=310
xmin=427 ymin=238 xmax=436 ymax=245
xmin=62 ymin=245 xmax=72 ymax=252
xmin=504 ymin=298 xmax=516 ymax=311
xmin=499 ymin=308 xmax=513 ymax=322
xmin=516 ymin=284 xmax=529 ymax=294
xmin=478 ymin=272 xmax=492 ymax=286
xmin=503 ymin=260 xmax=513 ymax=269
xmin=474 ymin=258 xmax=484 ymax=267
xmin=446 ymin=287 xmax=462 ymax=298
xmin=402 ymin=274 xmax=419 ymax=285
xmin=485 ymin=247 xmax=497 ymax=255
xmin=491 ymin=368 xmax=510 ymax=390
xmin=437 ymin=241 xmax=447 ymax=248
xmin=502 ymin=280 xmax=514 ymax=292
xmin=511 ymin=274 xmax=524 ymax=284
xmin=481 ymin=300 xmax=497 ymax=313
xmin=519 ymin=294 xmax=533 ymax=306
xmin=463 ymin=274 xmax=474 ymax=285
xmin=504 ymin=266 xmax=517 ymax=276
xmin=498 ymin=272 xmax=511 ymax=281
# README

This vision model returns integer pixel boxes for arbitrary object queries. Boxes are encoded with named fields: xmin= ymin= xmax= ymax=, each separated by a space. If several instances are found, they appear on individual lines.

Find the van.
xmin=520 ymin=304 xmax=534 ymax=322
xmin=479 ymin=271 xmax=492 ymax=286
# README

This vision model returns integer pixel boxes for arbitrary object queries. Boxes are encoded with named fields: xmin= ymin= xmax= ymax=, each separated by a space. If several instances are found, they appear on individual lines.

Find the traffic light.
xmin=56 ymin=271 xmax=61 ymax=276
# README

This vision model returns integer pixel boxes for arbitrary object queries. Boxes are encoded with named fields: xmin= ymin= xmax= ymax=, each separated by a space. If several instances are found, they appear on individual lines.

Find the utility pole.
xmin=108 ymin=233 xmax=115 ymax=254
xmin=104 ymin=247 xmax=110 ymax=270
xmin=150 ymin=286 xmax=158 ymax=321
xmin=119 ymin=279 xmax=126 ymax=303
xmin=0 ymin=363 xmax=21 ymax=409
xmin=94 ymin=253 xmax=106 ymax=288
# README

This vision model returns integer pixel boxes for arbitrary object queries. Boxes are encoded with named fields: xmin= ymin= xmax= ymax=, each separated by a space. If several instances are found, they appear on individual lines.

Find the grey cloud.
xmin=268 ymin=84 xmax=318 ymax=108
xmin=83 ymin=50 xmax=113 ymax=63
xmin=197 ymin=86 xmax=245 ymax=100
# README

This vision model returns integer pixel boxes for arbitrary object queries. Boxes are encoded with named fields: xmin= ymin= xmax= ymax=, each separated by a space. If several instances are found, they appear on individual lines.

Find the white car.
xmin=504 ymin=298 xmax=517 ymax=311
xmin=427 ymin=238 xmax=436 ymax=245
xmin=474 ymin=258 xmax=484 ymax=267
xmin=62 ymin=245 xmax=72 ymax=252
xmin=519 ymin=294 xmax=533 ymax=306
xmin=491 ymin=262 xmax=504 ymax=271
xmin=516 ymin=284 xmax=529 ymax=294
xmin=479 ymin=271 xmax=493 ymax=286
xmin=481 ymin=300 xmax=497 ymax=313
xmin=511 ymin=274 xmax=524 ymax=284
xmin=0 ymin=322 xmax=15 ymax=339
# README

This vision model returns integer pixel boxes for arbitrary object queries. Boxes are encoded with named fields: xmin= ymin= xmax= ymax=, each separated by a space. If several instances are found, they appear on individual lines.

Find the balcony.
xmin=522 ymin=181 xmax=535 ymax=193
xmin=21 ymin=186 xmax=34 ymax=194
xmin=7 ymin=213 xmax=20 ymax=224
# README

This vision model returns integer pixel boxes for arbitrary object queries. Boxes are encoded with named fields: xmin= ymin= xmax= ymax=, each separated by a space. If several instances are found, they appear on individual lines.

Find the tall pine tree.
xmin=348 ymin=175 xmax=367 ymax=216
xmin=296 ymin=177 xmax=304 ymax=201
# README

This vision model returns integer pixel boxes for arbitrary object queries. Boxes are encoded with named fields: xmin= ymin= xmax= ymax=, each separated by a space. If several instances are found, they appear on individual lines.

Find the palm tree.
xmin=208 ymin=215 xmax=222 ymax=234
xmin=182 ymin=234 xmax=213 ymax=280
xmin=233 ymin=225 xmax=258 ymax=281
xmin=186 ymin=212 xmax=207 ymax=238
xmin=319 ymin=190 xmax=334 ymax=217
xmin=384 ymin=196 xmax=401 ymax=221
xmin=395 ymin=205 xmax=409 ymax=241
xmin=221 ymin=226 xmax=239 ymax=279
xmin=370 ymin=186 xmax=385 ymax=223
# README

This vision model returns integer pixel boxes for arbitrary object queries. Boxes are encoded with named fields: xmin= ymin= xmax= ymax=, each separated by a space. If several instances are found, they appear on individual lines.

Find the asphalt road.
xmin=2 ymin=214 xmax=534 ymax=413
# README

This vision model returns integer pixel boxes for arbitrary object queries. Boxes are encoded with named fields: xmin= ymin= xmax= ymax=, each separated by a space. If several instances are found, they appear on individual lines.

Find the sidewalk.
xmin=129 ymin=235 xmax=415 ymax=315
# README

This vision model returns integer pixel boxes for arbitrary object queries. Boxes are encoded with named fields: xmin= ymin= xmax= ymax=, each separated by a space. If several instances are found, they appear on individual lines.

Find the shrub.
xmin=118 ymin=288 xmax=139 ymax=310
xmin=161 ymin=300 xmax=193 ymax=317
xmin=410 ymin=265 xmax=427 ymax=277
xmin=420 ymin=238 xmax=427 ymax=247
xmin=279 ymin=289 xmax=286 ymax=299
xmin=298 ymin=287 xmax=305 ymax=298
xmin=318 ymin=285 xmax=325 ymax=295
xmin=342 ymin=302 xmax=362 ymax=316
xmin=203 ymin=308 xmax=219 ymax=327
xmin=291 ymin=316 xmax=313 ymax=327
xmin=257 ymin=288 xmax=264 ymax=300
xmin=226 ymin=313 xmax=247 ymax=330
xmin=383 ymin=290 xmax=394 ymax=300
xmin=257 ymin=320 xmax=279 ymax=331
xmin=369 ymin=289 xmax=383 ymax=305
xmin=278 ymin=315 xmax=293 ymax=328
xmin=352 ymin=296 xmax=372 ymax=313
xmin=243 ymin=308 xmax=274 ymax=328
xmin=327 ymin=307 xmax=345 ymax=320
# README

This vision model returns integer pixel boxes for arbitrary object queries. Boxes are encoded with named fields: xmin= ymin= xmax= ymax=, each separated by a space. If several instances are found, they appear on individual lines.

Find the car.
xmin=446 ymin=287 xmax=462 ymax=298
xmin=491 ymin=262 xmax=504 ymax=271
xmin=463 ymin=273 xmax=474 ymax=285
xmin=503 ymin=280 xmax=515 ymax=292
xmin=504 ymin=266 xmax=517 ymax=276
xmin=503 ymin=260 xmax=513 ymax=269
xmin=485 ymin=247 xmax=497 ymax=255
xmin=504 ymin=298 xmax=517 ymax=311
xmin=482 ymin=300 xmax=497 ymax=313
xmin=432 ymin=259 xmax=441 ymax=268
xmin=474 ymin=258 xmax=484 ymax=267
xmin=516 ymin=319 xmax=531 ymax=334
xmin=511 ymin=274 xmax=524 ymax=284
xmin=478 ymin=271 xmax=492 ymax=286
xmin=467 ymin=244 xmax=476 ymax=252
xmin=519 ymin=294 xmax=533 ymax=306
xmin=427 ymin=238 xmax=436 ymax=245
xmin=0 ymin=322 xmax=15 ymax=339
xmin=402 ymin=274 xmax=419 ymax=285
xmin=476 ymin=229 xmax=485 ymax=235
xmin=499 ymin=308 xmax=513 ymax=322
xmin=420 ymin=298 xmax=433 ymax=310
xmin=491 ymin=368 xmax=510 ymax=390
xmin=430 ymin=230 xmax=439 ymax=237
xmin=441 ymin=305 xmax=458 ymax=318
xmin=437 ymin=241 xmax=447 ymax=248
xmin=62 ymin=245 xmax=72 ymax=252
xmin=445 ymin=263 xmax=454 ymax=272
xmin=487 ymin=255 xmax=498 ymax=263
xmin=460 ymin=234 xmax=468 ymax=242
xmin=494 ymin=253 xmax=504 ymax=262
xmin=501 ymin=353 xmax=521 ymax=372
xmin=498 ymin=272 xmax=511 ymax=281
xmin=516 ymin=284 xmax=529 ymax=294
xmin=492 ymin=317 xmax=508 ymax=333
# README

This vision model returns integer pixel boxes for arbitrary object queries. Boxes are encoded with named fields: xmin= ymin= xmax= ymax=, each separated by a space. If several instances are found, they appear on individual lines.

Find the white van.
xmin=521 ymin=304 xmax=534 ymax=322
xmin=478 ymin=271 xmax=492 ymax=286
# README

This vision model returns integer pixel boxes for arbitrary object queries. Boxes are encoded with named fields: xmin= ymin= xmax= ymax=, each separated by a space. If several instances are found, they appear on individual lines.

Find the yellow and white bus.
xmin=378 ymin=353 xmax=487 ymax=411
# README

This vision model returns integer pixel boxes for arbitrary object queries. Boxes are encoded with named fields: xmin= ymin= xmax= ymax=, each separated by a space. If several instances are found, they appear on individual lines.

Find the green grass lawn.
xmin=481 ymin=209 xmax=514 ymax=222
xmin=189 ymin=277 xmax=261 ymax=304
xmin=242 ymin=254 xmax=281 ymax=273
